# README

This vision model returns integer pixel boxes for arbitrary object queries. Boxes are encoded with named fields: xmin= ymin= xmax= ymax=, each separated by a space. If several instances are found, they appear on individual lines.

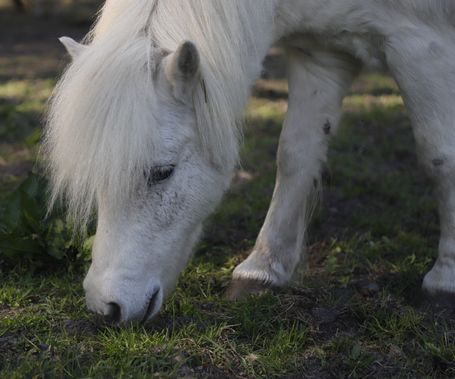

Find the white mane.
xmin=45 ymin=0 xmax=275 ymax=226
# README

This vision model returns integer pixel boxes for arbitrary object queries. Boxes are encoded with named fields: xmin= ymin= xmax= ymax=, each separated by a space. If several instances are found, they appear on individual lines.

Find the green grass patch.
xmin=1 ymin=57 xmax=454 ymax=378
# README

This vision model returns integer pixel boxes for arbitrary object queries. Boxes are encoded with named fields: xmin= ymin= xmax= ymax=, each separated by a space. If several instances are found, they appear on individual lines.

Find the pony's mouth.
xmin=141 ymin=290 xmax=161 ymax=324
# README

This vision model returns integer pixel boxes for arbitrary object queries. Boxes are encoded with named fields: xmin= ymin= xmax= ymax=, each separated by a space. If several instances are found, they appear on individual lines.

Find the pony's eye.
xmin=148 ymin=165 xmax=175 ymax=185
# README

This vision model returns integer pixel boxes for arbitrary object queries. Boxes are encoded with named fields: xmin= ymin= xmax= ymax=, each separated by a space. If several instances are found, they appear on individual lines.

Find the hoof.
xmin=421 ymin=288 xmax=455 ymax=311
xmin=225 ymin=278 xmax=274 ymax=301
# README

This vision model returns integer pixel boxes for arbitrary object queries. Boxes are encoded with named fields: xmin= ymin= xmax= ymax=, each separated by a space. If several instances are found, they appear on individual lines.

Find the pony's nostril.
xmin=104 ymin=302 xmax=122 ymax=323
xmin=141 ymin=289 xmax=161 ymax=324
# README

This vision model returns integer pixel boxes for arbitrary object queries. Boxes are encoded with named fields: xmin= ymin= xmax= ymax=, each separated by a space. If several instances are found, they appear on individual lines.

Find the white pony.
xmin=46 ymin=0 xmax=455 ymax=324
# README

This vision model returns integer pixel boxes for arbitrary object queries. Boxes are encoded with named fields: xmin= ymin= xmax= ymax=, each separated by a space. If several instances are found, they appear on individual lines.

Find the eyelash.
xmin=147 ymin=165 xmax=175 ymax=186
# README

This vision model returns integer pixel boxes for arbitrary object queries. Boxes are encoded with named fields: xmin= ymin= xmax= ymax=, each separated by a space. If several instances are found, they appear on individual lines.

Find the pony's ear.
xmin=59 ymin=37 xmax=86 ymax=59
xmin=163 ymin=41 xmax=200 ymax=102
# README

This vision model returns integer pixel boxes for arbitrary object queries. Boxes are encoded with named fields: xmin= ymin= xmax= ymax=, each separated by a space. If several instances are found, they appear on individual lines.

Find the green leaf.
xmin=1 ymin=193 xmax=24 ymax=231
xmin=25 ymin=128 xmax=41 ymax=148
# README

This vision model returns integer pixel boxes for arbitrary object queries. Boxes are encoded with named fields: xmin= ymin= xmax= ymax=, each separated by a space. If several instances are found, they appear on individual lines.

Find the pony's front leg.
xmin=385 ymin=30 xmax=455 ymax=303
xmin=228 ymin=48 xmax=359 ymax=299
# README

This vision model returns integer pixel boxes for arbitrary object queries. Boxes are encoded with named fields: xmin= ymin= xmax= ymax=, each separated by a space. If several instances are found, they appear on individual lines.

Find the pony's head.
xmin=46 ymin=0 xmax=272 ymax=324
xmin=47 ymin=36 xmax=234 ymax=324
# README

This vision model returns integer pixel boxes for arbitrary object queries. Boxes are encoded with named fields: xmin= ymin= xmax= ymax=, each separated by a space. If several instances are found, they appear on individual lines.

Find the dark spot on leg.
xmin=313 ymin=90 xmax=318 ymax=96
xmin=323 ymin=120 xmax=331 ymax=135
xmin=313 ymin=178 xmax=318 ymax=189
xmin=432 ymin=158 xmax=444 ymax=167
xmin=296 ymin=47 xmax=313 ymax=57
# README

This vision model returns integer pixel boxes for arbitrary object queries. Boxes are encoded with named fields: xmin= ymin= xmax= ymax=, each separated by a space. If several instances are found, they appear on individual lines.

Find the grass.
xmin=1 ymin=19 xmax=455 ymax=377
